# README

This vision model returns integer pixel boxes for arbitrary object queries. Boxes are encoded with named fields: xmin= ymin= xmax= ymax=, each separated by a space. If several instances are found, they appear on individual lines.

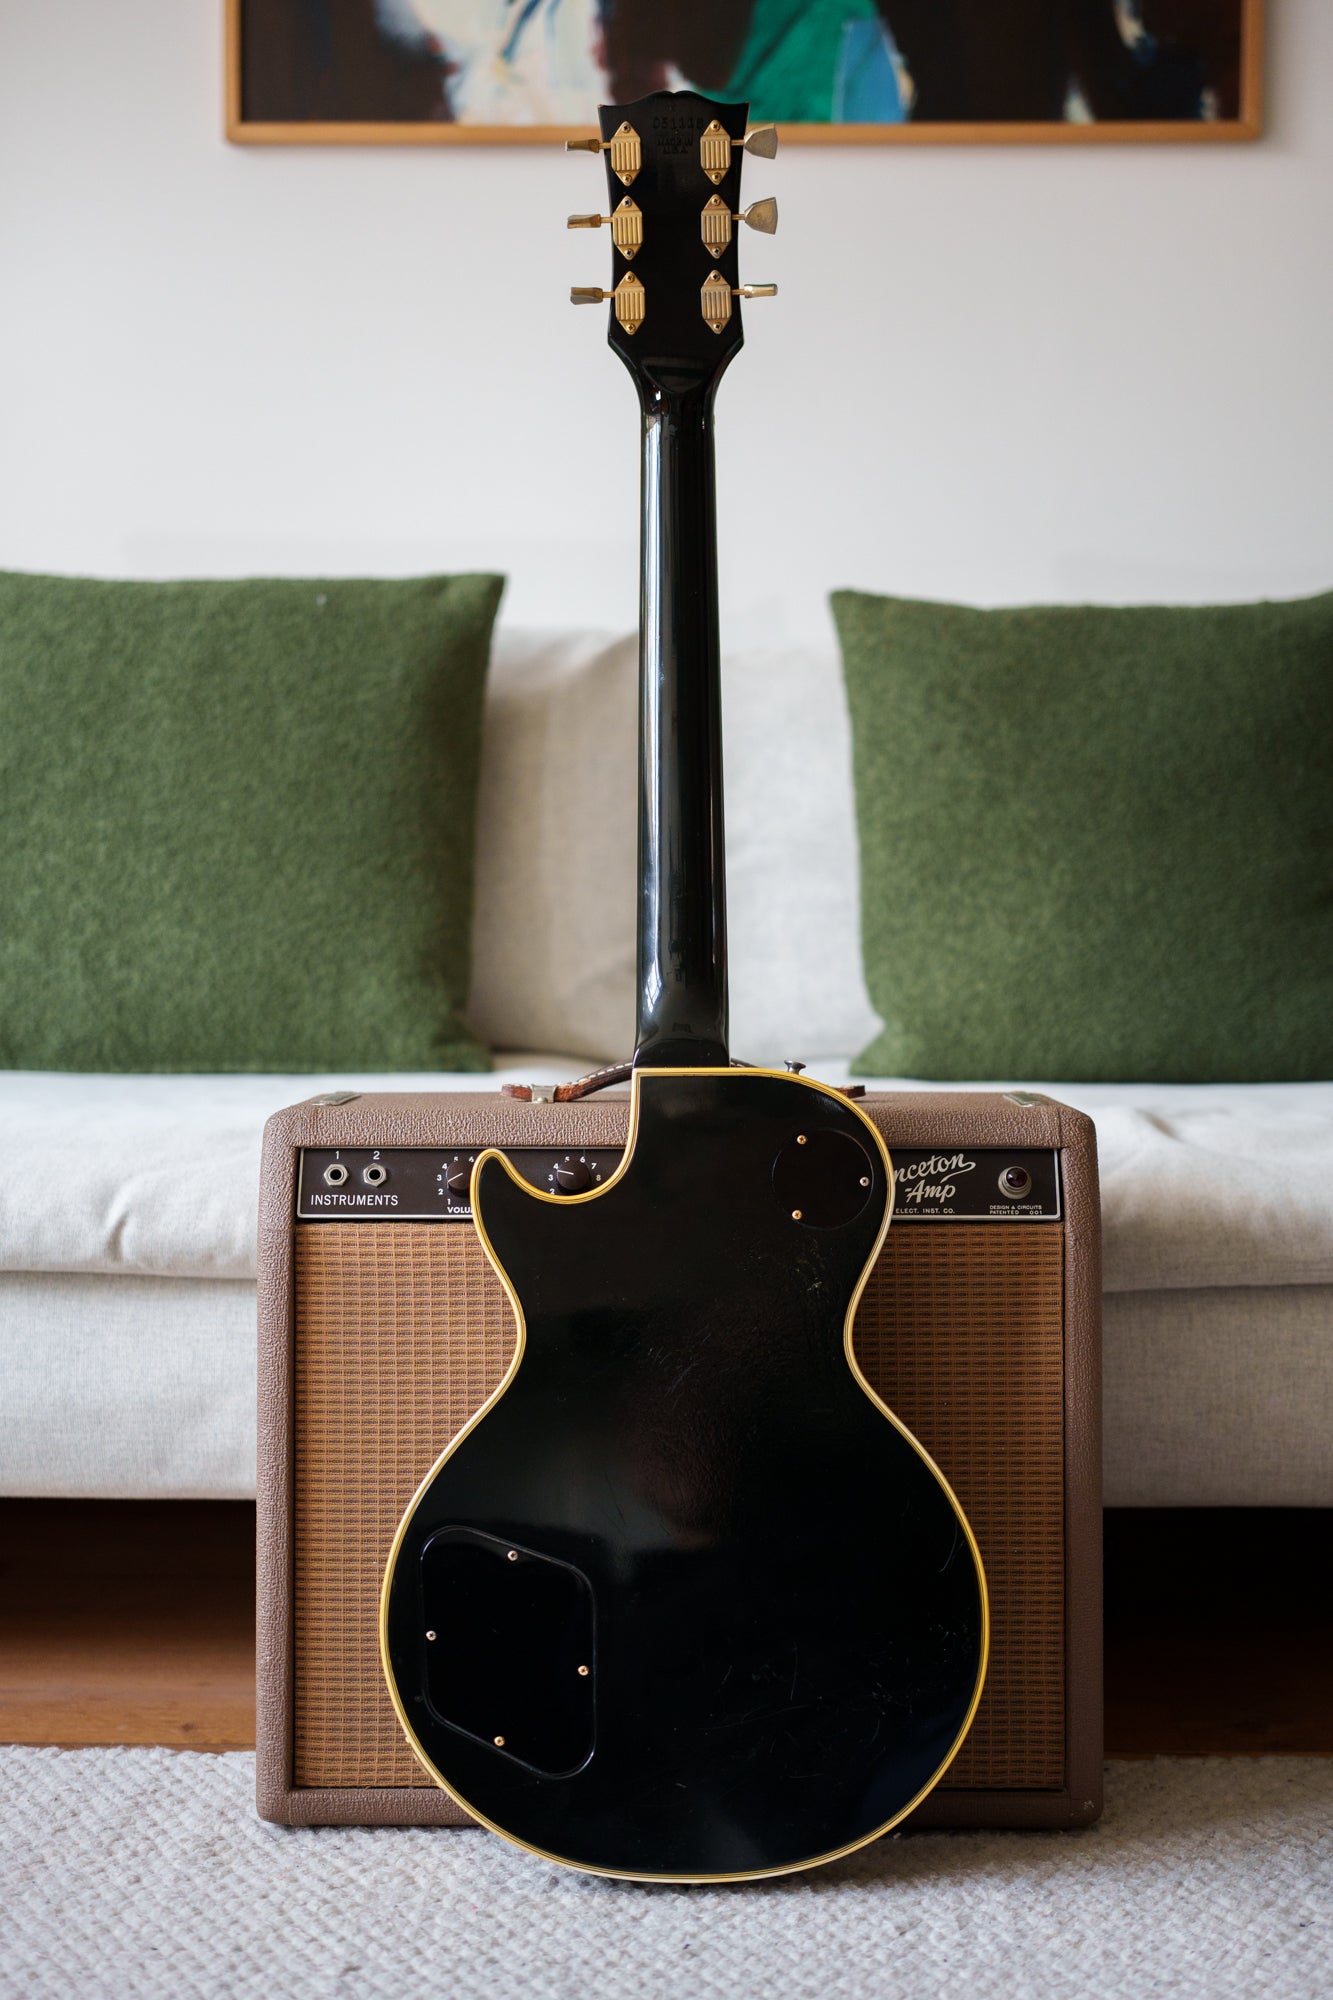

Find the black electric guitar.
xmin=381 ymin=92 xmax=987 ymax=1883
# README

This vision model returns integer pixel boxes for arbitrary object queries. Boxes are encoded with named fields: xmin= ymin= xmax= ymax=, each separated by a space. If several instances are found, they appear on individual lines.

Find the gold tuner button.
xmin=565 ymin=121 xmax=641 ymax=185
xmin=701 ymin=195 xmax=778 ymax=258
xmin=701 ymin=272 xmax=778 ymax=333
xmin=701 ymin=195 xmax=732 ymax=256
xmin=567 ymin=197 xmax=642 ymax=258
xmin=701 ymin=119 xmax=779 ymax=185
xmin=700 ymin=119 xmax=732 ymax=184
xmin=570 ymin=270 xmax=645 ymax=334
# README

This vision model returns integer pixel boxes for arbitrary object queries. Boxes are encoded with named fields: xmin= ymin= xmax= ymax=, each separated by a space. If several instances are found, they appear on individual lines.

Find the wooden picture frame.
xmin=225 ymin=0 xmax=1263 ymax=148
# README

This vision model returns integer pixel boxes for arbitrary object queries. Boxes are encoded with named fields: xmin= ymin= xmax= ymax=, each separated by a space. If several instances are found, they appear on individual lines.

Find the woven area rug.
xmin=1 ymin=1750 xmax=1329 ymax=2000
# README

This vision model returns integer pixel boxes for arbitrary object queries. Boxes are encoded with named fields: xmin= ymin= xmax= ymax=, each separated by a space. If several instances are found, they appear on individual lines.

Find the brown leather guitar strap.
xmin=502 ymin=1063 xmax=866 ymax=1104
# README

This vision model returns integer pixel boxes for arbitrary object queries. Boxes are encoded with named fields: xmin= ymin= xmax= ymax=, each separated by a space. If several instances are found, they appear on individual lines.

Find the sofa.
xmin=2 ymin=622 xmax=1330 ymax=1506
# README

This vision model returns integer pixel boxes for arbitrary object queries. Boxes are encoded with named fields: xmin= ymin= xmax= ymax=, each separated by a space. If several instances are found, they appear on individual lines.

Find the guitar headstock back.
xmin=568 ymin=91 xmax=777 ymax=400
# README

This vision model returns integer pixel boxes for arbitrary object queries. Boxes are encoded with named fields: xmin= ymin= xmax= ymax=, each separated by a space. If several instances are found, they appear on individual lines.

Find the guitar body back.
xmin=381 ymin=1069 xmax=987 ymax=1881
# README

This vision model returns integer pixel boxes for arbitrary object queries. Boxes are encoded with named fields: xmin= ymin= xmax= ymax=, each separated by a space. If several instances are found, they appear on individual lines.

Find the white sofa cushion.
xmin=0 ymin=1274 xmax=256 ymax=1500
xmin=0 ymin=1062 xmax=577 ymax=1285
xmin=4 ymin=1272 xmax=1330 ymax=1508
xmin=467 ymin=628 xmax=881 ymax=1066
xmin=2 ymin=1065 xmax=1331 ymax=1507
xmin=2 ymin=1068 xmax=1332 ymax=1294
xmin=1102 ymin=1284 xmax=1333 ymax=1506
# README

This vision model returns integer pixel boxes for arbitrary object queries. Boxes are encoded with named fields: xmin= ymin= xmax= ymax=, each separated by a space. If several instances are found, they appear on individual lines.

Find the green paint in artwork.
xmin=719 ymin=0 xmax=879 ymax=124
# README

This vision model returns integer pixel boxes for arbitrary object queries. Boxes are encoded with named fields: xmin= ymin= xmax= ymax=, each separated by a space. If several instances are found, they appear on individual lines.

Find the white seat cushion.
xmin=2 ymin=1066 xmax=1330 ymax=1503
xmin=4 ymin=1271 xmax=1331 ymax=1508
xmin=0 ymin=1062 xmax=578 ymax=1283
xmin=0 ymin=1274 xmax=256 ymax=1499
xmin=3 ymin=1067 xmax=1331 ymax=1293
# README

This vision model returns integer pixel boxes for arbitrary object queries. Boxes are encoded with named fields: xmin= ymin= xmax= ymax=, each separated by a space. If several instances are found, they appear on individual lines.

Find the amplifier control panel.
xmin=297 ymin=1147 xmax=623 ymax=1221
xmin=890 ymin=1147 xmax=1061 ymax=1221
xmin=297 ymin=1145 xmax=1060 ymax=1223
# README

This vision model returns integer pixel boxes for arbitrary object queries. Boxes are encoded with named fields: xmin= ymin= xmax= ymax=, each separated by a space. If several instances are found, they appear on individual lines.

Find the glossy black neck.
xmin=633 ymin=377 xmax=729 ymax=1070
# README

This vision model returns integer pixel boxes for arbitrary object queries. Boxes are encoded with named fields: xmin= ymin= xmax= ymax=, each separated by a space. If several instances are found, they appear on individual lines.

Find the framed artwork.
xmin=226 ymin=0 xmax=1263 ymax=146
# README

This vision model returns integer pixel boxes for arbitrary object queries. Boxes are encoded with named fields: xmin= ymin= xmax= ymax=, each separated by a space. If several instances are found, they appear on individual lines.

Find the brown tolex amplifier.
xmin=256 ymin=1086 xmax=1102 ymax=1833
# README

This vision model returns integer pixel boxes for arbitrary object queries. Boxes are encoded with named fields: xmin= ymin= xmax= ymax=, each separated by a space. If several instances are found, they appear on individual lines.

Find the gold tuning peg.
xmin=564 ymin=121 xmax=641 ymax=186
xmin=700 ymin=120 xmax=779 ymax=183
xmin=569 ymin=270 xmax=646 ymax=334
xmin=566 ymin=197 xmax=643 ymax=259
xmin=701 ymin=270 xmax=776 ymax=332
xmin=741 ymin=196 xmax=779 ymax=233
xmin=700 ymin=194 xmax=779 ymax=257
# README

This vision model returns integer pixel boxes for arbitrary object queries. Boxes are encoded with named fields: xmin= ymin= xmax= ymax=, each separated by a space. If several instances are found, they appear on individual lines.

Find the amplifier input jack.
xmin=323 ymin=1163 xmax=349 ymax=1188
xmin=362 ymin=1163 xmax=388 ymax=1187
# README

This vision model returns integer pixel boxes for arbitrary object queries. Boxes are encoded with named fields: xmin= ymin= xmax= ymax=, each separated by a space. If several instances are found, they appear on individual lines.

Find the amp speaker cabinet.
xmin=256 ymin=1087 xmax=1102 ymax=1831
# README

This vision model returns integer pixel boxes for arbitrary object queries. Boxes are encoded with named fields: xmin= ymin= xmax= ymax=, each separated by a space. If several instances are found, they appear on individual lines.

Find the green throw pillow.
xmin=0 ymin=569 xmax=504 ymax=1071
xmin=832 ymin=588 xmax=1333 ymax=1082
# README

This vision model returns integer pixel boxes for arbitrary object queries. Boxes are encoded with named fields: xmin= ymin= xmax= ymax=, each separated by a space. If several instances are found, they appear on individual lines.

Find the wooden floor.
xmin=0 ymin=1501 xmax=1329 ymax=1755
xmin=1103 ymin=1508 xmax=1332 ymax=1757
xmin=1 ymin=1500 xmax=256 ymax=1752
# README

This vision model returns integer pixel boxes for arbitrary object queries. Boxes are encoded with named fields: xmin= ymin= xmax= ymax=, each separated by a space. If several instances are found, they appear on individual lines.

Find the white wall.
xmin=1 ymin=1 xmax=1329 ymax=646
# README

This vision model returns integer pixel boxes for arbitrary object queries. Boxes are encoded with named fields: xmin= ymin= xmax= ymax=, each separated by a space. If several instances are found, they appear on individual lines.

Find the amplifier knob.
xmin=444 ymin=1159 xmax=472 ymax=1195
xmin=553 ymin=1157 xmax=593 ymax=1195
